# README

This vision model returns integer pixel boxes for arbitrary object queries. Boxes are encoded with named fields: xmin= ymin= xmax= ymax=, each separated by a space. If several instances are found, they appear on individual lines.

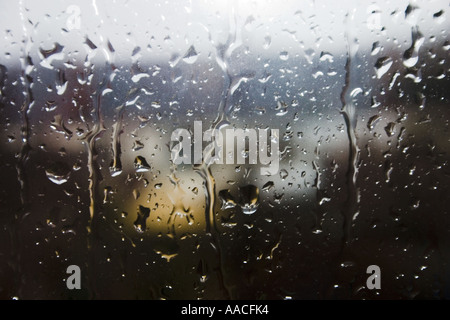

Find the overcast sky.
xmin=0 ymin=0 xmax=448 ymax=68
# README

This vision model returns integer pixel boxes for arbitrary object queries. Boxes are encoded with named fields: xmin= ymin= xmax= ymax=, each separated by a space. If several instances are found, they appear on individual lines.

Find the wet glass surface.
xmin=0 ymin=0 xmax=449 ymax=299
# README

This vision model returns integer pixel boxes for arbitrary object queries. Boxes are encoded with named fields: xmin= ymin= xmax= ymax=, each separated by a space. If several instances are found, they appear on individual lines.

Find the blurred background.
xmin=0 ymin=0 xmax=449 ymax=299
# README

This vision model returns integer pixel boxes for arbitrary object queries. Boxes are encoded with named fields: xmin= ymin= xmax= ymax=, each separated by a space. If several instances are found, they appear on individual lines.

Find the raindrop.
xmin=169 ymin=53 xmax=180 ymax=67
xmin=388 ymin=71 xmax=400 ymax=90
xmin=107 ymin=39 xmax=115 ymax=53
xmin=254 ymin=106 xmax=266 ymax=115
xmin=319 ymin=197 xmax=331 ymax=205
xmin=385 ymin=160 xmax=393 ymax=183
xmin=263 ymin=36 xmax=271 ymax=49
xmin=45 ymin=162 xmax=71 ymax=185
xmin=405 ymin=4 xmax=420 ymax=25
xmin=103 ymin=186 xmax=113 ymax=204
xmin=384 ymin=122 xmax=396 ymax=137
xmin=371 ymin=41 xmax=381 ymax=56
xmin=109 ymin=165 xmax=122 ymax=177
xmin=279 ymin=51 xmax=289 ymax=61
xmin=304 ymin=48 xmax=315 ymax=64
xmin=196 ymin=259 xmax=209 ymax=283
xmin=39 ymin=42 xmax=64 ymax=69
xmin=258 ymin=72 xmax=272 ymax=83
xmin=238 ymin=185 xmax=259 ymax=215
xmin=131 ymin=73 xmax=149 ymax=83
xmin=371 ymin=96 xmax=381 ymax=108
xmin=279 ymin=169 xmax=288 ymax=180
xmin=433 ymin=10 xmax=445 ymax=24
xmin=182 ymin=45 xmax=199 ymax=64
xmin=274 ymin=192 xmax=284 ymax=204
xmin=219 ymin=189 xmax=237 ymax=210
xmin=151 ymin=101 xmax=161 ymax=109
xmin=56 ymin=81 xmax=68 ymax=95
xmin=403 ymin=27 xmax=424 ymax=68
xmin=319 ymin=51 xmax=334 ymax=62
xmin=262 ymin=181 xmax=274 ymax=192
xmin=275 ymin=100 xmax=288 ymax=116
xmin=374 ymin=56 xmax=393 ymax=79
xmin=244 ymin=15 xmax=255 ymax=30
xmin=134 ymin=205 xmax=150 ymax=233
xmin=134 ymin=156 xmax=151 ymax=172
xmin=131 ymin=46 xmax=141 ymax=56
xmin=367 ymin=115 xmax=381 ymax=131
xmin=154 ymin=238 xmax=180 ymax=263
xmin=132 ymin=140 xmax=144 ymax=151
xmin=411 ymin=199 xmax=420 ymax=210
xmin=44 ymin=100 xmax=57 ymax=112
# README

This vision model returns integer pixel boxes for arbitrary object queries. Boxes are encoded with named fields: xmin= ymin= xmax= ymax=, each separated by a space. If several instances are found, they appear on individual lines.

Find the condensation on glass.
xmin=0 ymin=0 xmax=449 ymax=299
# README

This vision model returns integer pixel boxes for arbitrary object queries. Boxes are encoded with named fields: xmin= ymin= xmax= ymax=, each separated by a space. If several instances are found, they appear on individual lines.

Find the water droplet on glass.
xmin=319 ymin=51 xmax=334 ymax=62
xmin=371 ymin=41 xmax=381 ymax=56
xmin=263 ymin=36 xmax=271 ymax=49
xmin=182 ymin=45 xmax=198 ymax=64
xmin=219 ymin=189 xmax=237 ymax=210
xmin=367 ymin=115 xmax=381 ymax=131
xmin=238 ymin=185 xmax=259 ymax=215
xmin=405 ymin=4 xmax=420 ymax=25
xmin=131 ymin=73 xmax=150 ymax=83
xmin=134 ymin=205 xmax=150 ymax=233
xmin=374 ymin=56 xmax=393 ymax=79
xmin=45 ymin=162 xmax=71 ymax=185
xmin=403 ymin=27 xmax=424 ymax=68
xmin=134 ymin=156 xmax=151 ymax=172
xmin=279 ymin=169 xmax=288 ymax=180
xmin=275 ymin=100 xmax=288 ymax=116
xmin=279 ymin=51 xmax=289 ymax=61
xmin=262 ymin=181 xmax=274 ymax=192
xmin=44 ymin=100 xmax=57 ymax=112
xmin=151 ymin=101 xmax=161 ymax=109
xmin=103 ymin=186 xmax=112 ymax=204
xmin=433 ymin=10 xmax=445 ymax=24
xmin=132 ymin=140 xmax=144 ymax=151
xmin=384 ymin=122 xmax=396 ymax=137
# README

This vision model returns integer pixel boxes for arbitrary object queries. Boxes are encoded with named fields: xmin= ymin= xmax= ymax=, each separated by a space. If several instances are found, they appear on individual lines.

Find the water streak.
xmin=192 ymin=1 xmax=247 ymax=299
xmin=17 ymin=0 xmax=34 ymax=208
xmin=13 ymin=0 xmax=34 ymax=298
xmin=339 ymin=13 xmax=361 ymax=249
